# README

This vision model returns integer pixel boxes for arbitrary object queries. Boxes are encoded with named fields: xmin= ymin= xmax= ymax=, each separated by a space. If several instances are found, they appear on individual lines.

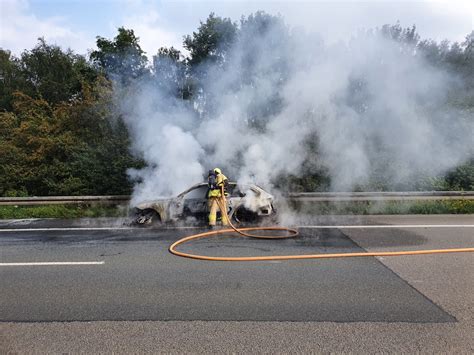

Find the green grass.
xmin=292 ymin=199 xmax=474 ymax=215
xmin=0 ymin=199 xmax=472 ymax=219
xmin=0 ymin=204 xmax=127 ymax=219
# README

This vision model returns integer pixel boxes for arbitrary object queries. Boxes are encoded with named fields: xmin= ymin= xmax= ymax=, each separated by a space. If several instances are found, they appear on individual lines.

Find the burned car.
xmin=132 ymin=182 xmax=276 ymax=225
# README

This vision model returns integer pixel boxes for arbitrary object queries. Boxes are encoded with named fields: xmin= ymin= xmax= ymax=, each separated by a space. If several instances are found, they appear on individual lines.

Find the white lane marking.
xmin=0 ymin=225 xmax=472 ymax=233
xmin=0 ymin=226 xmax=201 ymax=232
xmin=0 ymin=227 xmax=133 ymax=232
xmin=0 ymin=261 xmax=105 ymax=266
xmin=0 ymin=227 xmax=131 ymax=232
xmin=302 ymin=224 xmax=474 ymax=229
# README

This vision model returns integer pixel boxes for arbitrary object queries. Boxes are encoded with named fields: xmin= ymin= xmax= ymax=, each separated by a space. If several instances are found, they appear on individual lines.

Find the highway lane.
xmin=1 ymin=222 xmax=471 ymax=323
xmin=1 ymin=215 xmax=473 ymax=352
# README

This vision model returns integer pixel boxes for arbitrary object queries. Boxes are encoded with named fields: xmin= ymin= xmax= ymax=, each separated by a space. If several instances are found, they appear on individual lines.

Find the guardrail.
xmin=0 ymin=195 xmax=130 ymax=206
xmin=0 ymin=191 xmax=472 ymax=206
xmin=288 ymin=191 xmax=474 ymax=202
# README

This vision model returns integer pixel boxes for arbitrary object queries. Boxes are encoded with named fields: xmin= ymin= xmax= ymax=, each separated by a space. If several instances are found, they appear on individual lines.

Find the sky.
xmin=1 ymin=0 xmax=473 ymax=59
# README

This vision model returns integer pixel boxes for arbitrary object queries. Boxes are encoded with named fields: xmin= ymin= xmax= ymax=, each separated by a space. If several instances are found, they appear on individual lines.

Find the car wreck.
xmin=132 ymin=182 xmax=276 ymax=225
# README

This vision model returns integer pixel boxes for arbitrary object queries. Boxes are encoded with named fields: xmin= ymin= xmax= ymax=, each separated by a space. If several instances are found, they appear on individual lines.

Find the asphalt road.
xmin=1 ymin=215 xmax=473 ymax=353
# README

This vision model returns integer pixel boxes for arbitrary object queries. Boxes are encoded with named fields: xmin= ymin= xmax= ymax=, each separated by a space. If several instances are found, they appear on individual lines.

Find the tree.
xmin=0 ymin=49 xmax=23 ymax=111
xmin=0 ymin=79 xmax=139 ymax=196
xmin=183 ymin=13 xmax=237 ymax=69
xmin=461 ymin=31 xmax=474 ymax=89
xmin=379 ymin=23 xmax=420 ymax=54
xmin=237 ymin=12 xmax=290 ymax=129
xmin=152 ymin=47 xmax=190 ymax=98
xmin=90 ymin=27 xmax=148 ymax=82
xmin=444 ymin=160 xmax=474 ymax=190
xmin=54 ymin=76 xmax=140 ymax=195
xmin=1 ymin=18 xmax=473 ymax=196
xmin=0 ymin=92 xmax=75 ymax=196
xmin=0 ymin=40 xmax=98 ymax=111
xmin=19 ymin=38 xmax=95 ymax=106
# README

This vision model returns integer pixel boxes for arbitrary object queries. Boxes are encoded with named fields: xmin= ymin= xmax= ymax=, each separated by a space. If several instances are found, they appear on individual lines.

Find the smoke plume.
xmin=115 ymin=14 xmax=473 ymax=204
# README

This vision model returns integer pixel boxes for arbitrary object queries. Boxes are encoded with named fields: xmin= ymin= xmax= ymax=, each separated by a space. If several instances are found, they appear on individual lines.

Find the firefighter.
xmin=208 ymin=167 xmax=229 ymax=227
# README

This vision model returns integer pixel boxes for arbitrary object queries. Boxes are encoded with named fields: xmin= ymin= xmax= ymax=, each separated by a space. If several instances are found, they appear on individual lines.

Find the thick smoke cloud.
xmin=117 ymin=15 xmax=473 ymax=204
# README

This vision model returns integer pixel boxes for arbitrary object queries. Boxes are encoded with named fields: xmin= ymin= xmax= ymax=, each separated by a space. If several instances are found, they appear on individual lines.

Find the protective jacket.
xmin=208 ymin=173 xmax=228 ymax=198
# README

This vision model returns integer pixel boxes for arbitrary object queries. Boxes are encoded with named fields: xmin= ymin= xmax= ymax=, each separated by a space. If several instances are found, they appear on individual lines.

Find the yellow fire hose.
xmin=169 ymin=191 xmax=474 ymax=262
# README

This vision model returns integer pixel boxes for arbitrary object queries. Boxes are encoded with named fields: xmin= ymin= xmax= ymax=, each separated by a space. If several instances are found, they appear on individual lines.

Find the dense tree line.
xmin=0 ymin=38 xmax=139 ymax=196
xmin=0 ymin=12 xmax=473 ymax=196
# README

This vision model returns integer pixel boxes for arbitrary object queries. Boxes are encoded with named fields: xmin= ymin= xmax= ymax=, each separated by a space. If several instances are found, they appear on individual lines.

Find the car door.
xmin=182 ymin=185 xmax=209 ymax=216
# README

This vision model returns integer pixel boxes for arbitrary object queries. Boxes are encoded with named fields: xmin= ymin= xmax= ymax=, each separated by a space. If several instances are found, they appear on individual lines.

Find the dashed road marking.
xmin=0 ymin=227 xmax=131 ymax=232
xmin=0 ymin=261 xmax=105 ymax=266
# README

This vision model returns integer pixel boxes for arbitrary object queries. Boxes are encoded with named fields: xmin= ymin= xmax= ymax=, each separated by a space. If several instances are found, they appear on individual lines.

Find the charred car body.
xmin=133 ymin=182 xmax=275 ymax=225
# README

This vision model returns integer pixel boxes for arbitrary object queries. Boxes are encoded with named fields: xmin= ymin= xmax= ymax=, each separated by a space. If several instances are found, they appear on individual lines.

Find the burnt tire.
xmin=233 ymin=207 xmax=259 ymax=224
xmin=134 ymin=209 xmax=161 ymax=226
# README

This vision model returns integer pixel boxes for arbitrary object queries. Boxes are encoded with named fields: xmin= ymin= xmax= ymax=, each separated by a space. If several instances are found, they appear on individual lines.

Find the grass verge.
xmin=0 ymin=204 xmax=127 ymax=219
xmin=291 ymin=199 xmax=474 ymax=215
xmin=0 ymin=199 xmax=472 ymax=219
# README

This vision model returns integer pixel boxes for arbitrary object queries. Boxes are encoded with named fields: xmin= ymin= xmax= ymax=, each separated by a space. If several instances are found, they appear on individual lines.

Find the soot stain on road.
xmin=179 ymin=228 xmax=364 ymax=257
xmin=343 ymin=228 xmax=428 ymax=248
xmin=294 ymin=228 xmax=359 ymax=249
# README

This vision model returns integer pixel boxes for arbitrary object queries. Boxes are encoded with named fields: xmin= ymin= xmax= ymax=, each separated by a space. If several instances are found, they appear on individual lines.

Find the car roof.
xmin=177 ymin=182 xmax=264 ymax=197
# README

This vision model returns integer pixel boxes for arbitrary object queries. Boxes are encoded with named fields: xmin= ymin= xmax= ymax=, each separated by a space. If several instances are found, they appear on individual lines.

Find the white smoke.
xmin=115 ymin=14 xmax=473 ymax=203
xmin=117 ymin=81 xmax=204 ymax=203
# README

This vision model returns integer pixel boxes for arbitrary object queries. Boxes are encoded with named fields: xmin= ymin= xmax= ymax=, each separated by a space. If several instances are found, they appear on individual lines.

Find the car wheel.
xmin=233 ymin=207 xmax=259 ymax=224
xmin=134 ymin=209 xmax=161 ymax=226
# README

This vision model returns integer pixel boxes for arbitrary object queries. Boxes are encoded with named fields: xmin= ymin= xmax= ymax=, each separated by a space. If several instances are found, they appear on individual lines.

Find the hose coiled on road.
xmin=169 ymin=193 xmax=474 ymax=261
